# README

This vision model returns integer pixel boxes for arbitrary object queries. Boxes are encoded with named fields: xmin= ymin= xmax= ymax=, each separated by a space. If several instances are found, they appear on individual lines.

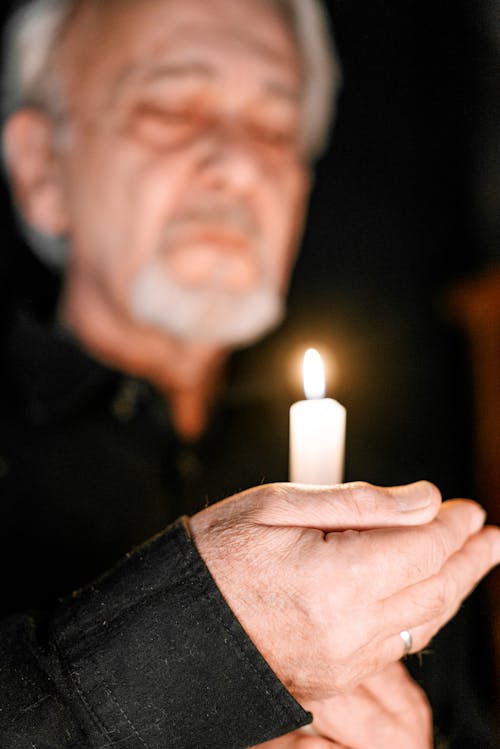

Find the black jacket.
xmin=0 ymin=520 xmax=309 ymax=747
xmin=0 ymin=311 xmax=308 ymax=747
xmin=1 ymin=310 xmax=498 ymax=748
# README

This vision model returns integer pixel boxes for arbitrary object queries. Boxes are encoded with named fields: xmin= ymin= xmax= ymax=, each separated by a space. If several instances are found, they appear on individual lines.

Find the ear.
xmin=2 ymin=108 xmax=69 ymax=236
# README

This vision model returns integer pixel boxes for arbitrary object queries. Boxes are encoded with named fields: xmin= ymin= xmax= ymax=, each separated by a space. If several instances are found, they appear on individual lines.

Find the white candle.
xmin=289 ymin=348 xmax=346 ymax=484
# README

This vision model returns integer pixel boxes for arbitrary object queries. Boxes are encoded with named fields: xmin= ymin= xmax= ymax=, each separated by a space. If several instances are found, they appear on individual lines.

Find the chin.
xmin=129 ymin=263 xmax=284 ymax=348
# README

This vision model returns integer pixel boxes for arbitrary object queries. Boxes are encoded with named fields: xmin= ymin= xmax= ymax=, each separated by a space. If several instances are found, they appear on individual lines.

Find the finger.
xmin=309 ymin=690 xmax=390 ymax=744
xmin=309 ymin=673 xmax=432 ymax=749
xmin=361 ymin=662 xmax=429 ymax=714
xmin=333 ymin=499 xmax=487 ymax=598
xmin=257 ymin=480 xmax=442 ymax=530
xmin=380 ymin=525 xmax=500 ymax=660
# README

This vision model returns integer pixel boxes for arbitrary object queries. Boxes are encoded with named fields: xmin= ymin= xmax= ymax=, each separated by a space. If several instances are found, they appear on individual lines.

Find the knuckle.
xmin=429 ymin=576 xmax=450 ymax=611
xmin=422 ymin=533 xmax=448 ymax=575
xmin=249 ymin=482 xmax=292 ymax=521
xmin=343 ymin=480 xmax=377 ymax=503
xmin=431 ymin=519 xmax=457 ymax=560
xmin=410 ymin=578 xmax=448 ymax=619
xmin=339 ymin=481 xmax=383 ymax=521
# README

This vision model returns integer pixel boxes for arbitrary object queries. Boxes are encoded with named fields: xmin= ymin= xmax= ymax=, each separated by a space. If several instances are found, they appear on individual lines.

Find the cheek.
xmin=63 ymin=143 xmax=188 ymax=284
xmin=260 ymin=166 xmax=310 ymax=288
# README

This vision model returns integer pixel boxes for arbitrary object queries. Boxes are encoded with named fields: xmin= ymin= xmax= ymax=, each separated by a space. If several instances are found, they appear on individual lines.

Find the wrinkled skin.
xmin=190 ymin=480 xmax=500 ymax=702
xmin=257 ymin=662 xmax=433 ymax=749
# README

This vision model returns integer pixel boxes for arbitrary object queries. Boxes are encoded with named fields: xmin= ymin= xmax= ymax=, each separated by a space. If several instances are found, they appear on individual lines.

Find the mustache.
xmin=161 ymin=202 xmax=259 ymax=240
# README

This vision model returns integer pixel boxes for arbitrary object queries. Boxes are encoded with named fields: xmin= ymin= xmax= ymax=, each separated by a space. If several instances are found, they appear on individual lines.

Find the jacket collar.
xmin=4 ymin=307 xmax=285 ymax=427
xmin=5 ymin=309 xmax=118 ymax=424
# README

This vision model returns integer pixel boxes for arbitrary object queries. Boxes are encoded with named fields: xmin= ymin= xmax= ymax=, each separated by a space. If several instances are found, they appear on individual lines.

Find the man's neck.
xmin=59 ymin=281 xmax=229 ymax=440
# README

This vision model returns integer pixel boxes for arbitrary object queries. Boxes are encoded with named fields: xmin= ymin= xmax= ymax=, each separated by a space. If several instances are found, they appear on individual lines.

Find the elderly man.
xmin=0 ymin=0 xmax=499 ymax=747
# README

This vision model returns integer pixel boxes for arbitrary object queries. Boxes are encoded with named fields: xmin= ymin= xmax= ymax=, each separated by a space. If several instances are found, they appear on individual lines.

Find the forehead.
xmin=60 ymin=0 xmax=301 ymax=108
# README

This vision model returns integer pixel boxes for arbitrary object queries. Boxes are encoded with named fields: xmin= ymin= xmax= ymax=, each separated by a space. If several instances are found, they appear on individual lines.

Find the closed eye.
xmin=127 ymin=104 xmax=206 ymax=147
xmin=248 ymin=123 xmax=296 ymax=148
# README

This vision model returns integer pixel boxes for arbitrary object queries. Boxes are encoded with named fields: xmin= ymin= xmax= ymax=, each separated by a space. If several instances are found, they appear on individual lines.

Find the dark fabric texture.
xmin=0 ymin=308 xmax=498 ymax=748
xmin=0 ymin=311 xmax=290 ymax=617
xmin=0 ymin=520 xmax=310 ymax=748
xmin=0 ymin=310 xmax=309 ymax=747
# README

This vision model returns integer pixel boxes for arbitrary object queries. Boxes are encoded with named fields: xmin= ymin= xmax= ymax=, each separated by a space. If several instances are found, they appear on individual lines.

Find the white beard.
xmin=129 ymin=261 xmax=284 ymax=347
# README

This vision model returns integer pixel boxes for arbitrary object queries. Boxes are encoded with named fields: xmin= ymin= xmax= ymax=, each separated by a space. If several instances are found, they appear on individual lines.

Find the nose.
xmin=196 ymin=120 xmax=261 ymax=195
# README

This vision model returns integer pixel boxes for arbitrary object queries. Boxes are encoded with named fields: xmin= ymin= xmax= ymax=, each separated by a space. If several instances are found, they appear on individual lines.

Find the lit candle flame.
xmin=303 ymin=348 xmax=325 ymax=400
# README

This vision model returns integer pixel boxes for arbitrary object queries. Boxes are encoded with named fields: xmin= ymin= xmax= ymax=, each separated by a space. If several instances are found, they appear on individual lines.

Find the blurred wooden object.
xmin=447 ymin=264 xmax=500 ymax=700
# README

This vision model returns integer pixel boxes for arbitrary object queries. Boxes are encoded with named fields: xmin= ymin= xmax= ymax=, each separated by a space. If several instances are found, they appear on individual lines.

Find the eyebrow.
xmin=109 ymin=61 xmax=212 ymax=99
xmin=141 ymin=61 xmax=215 ymax=84
xmin=111 ymin=60 xmax=299 ymax=105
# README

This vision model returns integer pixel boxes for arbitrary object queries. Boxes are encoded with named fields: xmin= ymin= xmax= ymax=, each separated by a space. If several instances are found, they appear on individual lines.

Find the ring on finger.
xmin=399 ymin=628 xmax=413 ymax=657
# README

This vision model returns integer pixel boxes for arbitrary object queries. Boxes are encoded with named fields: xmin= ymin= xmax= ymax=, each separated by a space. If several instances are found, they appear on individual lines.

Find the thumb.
xmin=257 ymin=480 xmax=442 ymax=531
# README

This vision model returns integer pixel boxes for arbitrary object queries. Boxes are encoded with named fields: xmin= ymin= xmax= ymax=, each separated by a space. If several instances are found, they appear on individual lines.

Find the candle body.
xmin=289 ymin=398 xmax=346 ymax=484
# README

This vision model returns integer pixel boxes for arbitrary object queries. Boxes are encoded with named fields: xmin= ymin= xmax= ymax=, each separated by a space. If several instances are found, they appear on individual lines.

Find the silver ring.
xmin=399 ymin=629 xmax=413 ymax=657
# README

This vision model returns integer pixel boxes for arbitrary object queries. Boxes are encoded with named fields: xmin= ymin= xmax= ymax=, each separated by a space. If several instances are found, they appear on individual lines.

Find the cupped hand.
xmin=189 ymin=480 xmax=500 ymax=701
xmin=254 ymin=662 xmax=432 ymax=749
xmin=305 ymin=661 xmax=433 ymax=748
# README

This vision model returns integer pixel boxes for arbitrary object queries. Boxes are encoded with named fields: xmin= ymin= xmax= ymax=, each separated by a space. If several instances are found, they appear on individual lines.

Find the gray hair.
xmin=2 ymin=0 xmax=341 ymax=268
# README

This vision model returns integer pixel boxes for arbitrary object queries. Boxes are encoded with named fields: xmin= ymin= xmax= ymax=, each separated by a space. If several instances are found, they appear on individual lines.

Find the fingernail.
xmin=394 ymin=481 xmax=438 ymax=511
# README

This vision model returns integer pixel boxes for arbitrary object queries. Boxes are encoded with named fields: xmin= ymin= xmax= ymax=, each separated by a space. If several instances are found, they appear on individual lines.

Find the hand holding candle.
xmin=289 ymin=348 xmax=346 ymax=484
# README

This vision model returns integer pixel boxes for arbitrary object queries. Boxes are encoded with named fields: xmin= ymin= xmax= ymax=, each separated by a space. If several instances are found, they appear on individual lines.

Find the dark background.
xmin=1 ymin=0 xmax=498 ymax=496
xmin=290 ymin=4 xmax=500 ymax=743
xmin=290 ymin=0 xmax=499 ymax=497
xmin=0 ymin=1 xmax=499 ymax=746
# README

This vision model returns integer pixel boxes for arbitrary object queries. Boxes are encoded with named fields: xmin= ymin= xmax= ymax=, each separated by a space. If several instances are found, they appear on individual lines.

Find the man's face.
xmin=55 ymin=0 xmax=310 ymax=346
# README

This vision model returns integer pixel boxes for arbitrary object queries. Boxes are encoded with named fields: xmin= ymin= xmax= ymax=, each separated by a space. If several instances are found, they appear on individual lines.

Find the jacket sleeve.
xmin=0 ymin=518 xmax=311 ymax=748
